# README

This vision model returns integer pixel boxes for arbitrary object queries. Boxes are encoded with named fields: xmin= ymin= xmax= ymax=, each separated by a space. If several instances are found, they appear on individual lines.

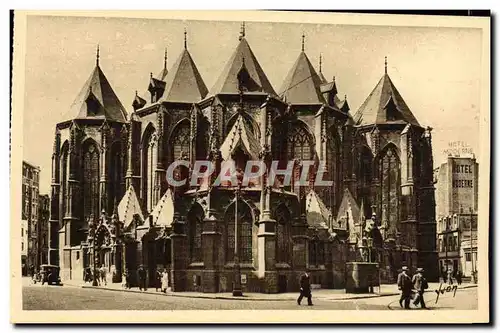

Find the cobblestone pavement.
xmin=22 ymin=281 xmax=477 ymax=311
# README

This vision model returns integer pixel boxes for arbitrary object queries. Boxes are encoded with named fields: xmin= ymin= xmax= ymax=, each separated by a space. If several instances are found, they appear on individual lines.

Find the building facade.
xmin=48 ymin=26 xmax=438 ymax=292
xmin=22 ymin=161 xmax=40 ymax=275
xmin=435 ymin=156 xmax=478 ymax=279
xmin=38 ymin=194 xmax=50 ymax=267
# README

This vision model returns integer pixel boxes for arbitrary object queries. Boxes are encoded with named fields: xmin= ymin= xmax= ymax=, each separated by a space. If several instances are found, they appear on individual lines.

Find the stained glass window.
xmin=275 ymin=206 xmax=291 ymax=263
xmin=225 ymin=201 xmax=253 ymax=264
xmin=287 ymin=123 xmax=313 ymax=161
xmin=109 ymin=142 xmax=123 ymax=211
xmin=60 ymin=143 xmax=69 ymax=219
xmin=83 ymin=142 xmax=100 ymax=220
xmin=379 ymin=147 xmax=399 ymax=231
xmin=326 ymin=134 xmax=340 ymax=210
xmin=189 ymin=215 xmax=203 ymax=262
xmin=142 ymin=129 xmax=156 ymax=212
xmin=309 ymin=240 xmax=317 ymax=266
xmin=171 ymin=121 xmax=191 ymax=162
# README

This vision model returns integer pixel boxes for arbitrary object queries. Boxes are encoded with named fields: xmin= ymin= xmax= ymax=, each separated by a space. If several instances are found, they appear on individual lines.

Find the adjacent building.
xmin=48 ymin=26 xmax=438 ymax=292
xmin=38 ymin=194 xmax=51 ymax=266
xmin=22 ymin=161 xmax=40 ymax=275
xmin=435 ymin=155 xmax=478 ymax=279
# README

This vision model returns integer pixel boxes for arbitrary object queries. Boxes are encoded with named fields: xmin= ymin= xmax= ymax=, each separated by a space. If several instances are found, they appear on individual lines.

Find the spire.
xmin=184 ymin=28 xmax=187 ymax=49
xmin=239 ymin=22 xmax=246 ymax=41
xmin=301 ymin=33 xmax=305 ymax=52
xmin=164 ymin=47 xmax=168 ymax=70
xmin=319 ymin=53 xmax=322 ymax=73
xmin=96 ymin=44 xmax=100 ymax=66
xmin=385 ymin=56 xmax=387 ymax=74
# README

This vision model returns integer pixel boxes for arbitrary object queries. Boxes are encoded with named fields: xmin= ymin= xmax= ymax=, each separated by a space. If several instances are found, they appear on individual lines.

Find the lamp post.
xmin=88 ymin=214 xmax=98 ymax=287
xmin=367 ymin=236 xmax=374 ymax=293
xmin=232 ymin=173 xmax=243 ymax=297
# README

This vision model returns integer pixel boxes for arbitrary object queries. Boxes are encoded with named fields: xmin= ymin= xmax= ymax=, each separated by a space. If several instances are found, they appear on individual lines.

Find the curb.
xmin=65 ymin=282 xmax=477 ymax=302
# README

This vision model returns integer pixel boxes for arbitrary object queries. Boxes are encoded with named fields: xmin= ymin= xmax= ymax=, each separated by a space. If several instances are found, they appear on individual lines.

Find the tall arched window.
xmin=287 ymin=123 xmax=314 ymax=161
xmin=379 ymin=146 xmax=400 ymax=231
xmin=109 ymin=141 xmax=123 ymax=211
xmin=225 ymin=201 xmax=253 ymax=264
xmin=82 ymin=140 xmax=100 ymax=221
xmin=60 ymin=142 xmax=69 ymax=219
xmin=171 ymin=121 xmax=191 ymax=162
xmin=188 ymin=207 xmax=203 ymax=262
xmin=275 ymin=205 xmax=292 ymax=264
xmin=325 ymin=131 xmax=340 ymax=211
xmin=142 ymin=126 xmax=156 ymax=212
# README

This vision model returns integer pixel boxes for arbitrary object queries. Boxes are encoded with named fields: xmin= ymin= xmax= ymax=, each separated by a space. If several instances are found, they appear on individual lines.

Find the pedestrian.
xmin=137 ymin=265 xmax=147 ymax=291
xmin=100 ymin=265 xmax=107 ymax=286
xmin=161 ymin=270 xmax=169 ymax=293
xmin=297 ymin=269 xmax=313 ymax=306
xmin=456 ymin=270 xmax=462 ymax=285
xmin=412 ymin=268 xmax=428 ymax=309
xmin=447 ymin=269 xmax=453 ymax=285
xmin=155 ymin=268 xmax=162 ymax=292
xmin=397 ymin=266 xmax=412 ymax=309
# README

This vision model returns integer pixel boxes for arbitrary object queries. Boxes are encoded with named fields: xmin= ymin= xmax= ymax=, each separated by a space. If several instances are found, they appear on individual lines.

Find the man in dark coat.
xmin=137 ymin=265 xmax=147 ymax=291
xmin=412 ymin=268 xmax=428 ymax=308
xmin=297 ymin=269 xmax=313 ymax=306
xmin=397 ymin=266 xmax=413 ymax=309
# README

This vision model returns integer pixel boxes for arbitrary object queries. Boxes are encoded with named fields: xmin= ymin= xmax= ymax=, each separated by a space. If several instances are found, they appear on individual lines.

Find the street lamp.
xmin=469 ymin=207 xmax=477 ymax=284
xmin=232 ymin=171 xmax=244 ymax=297
xmin=87 ymin=214 xmax=98 ymax=286
xmin=367 ymin=235 xmax=374 ymax=293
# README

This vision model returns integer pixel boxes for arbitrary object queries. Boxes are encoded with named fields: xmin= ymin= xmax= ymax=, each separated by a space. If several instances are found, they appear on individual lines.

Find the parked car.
xmin=39 ymin=264 xmax=62 ymax=285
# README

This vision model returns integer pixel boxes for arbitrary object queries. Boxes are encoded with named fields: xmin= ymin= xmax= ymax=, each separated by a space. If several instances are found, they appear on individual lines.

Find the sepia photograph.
xmin=10 ymin=10 xmax=490 ymax=323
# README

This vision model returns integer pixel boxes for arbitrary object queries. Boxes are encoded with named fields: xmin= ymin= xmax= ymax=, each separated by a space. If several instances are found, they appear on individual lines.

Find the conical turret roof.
xmin=353 ymin=73 xmax=420 ymax=127
xmin=209 ymin=37 xmax=276 ymax=96
xmin=279 ymin=52 xmax=325 ymax=105
xmin=63 ymin=63 xmax=128 ymax=123
xmin=159 ymin=48 xmax=208 ymax=103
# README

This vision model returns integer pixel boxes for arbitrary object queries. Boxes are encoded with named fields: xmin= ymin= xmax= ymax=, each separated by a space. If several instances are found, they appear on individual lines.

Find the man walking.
xmin=412 ymin=268 xmax=428 ymax=309
xmin=397 ymin=266 xmax=412 ymax=309
xmin=297 ymin=269 xmax=313 ymax=306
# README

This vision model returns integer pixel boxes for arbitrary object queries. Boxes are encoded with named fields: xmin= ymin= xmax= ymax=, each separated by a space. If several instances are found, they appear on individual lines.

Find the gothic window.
xmin=109 ymin=142 xmax=123 ymax=211
xmin=326 ymin=131 xmax=340 ymax=210
xmin=287 ymin=123 xmax=313 ymax=161
xmin=379 ymin=146 xmax=399 ymax=231
xmin=275 ymin=205 xmax=292 ymax=264
xmin=82 ymin=141 xmax=100 ymax=221
xmin=309 ymin=239 xmax=318 ymax=266
xmin=188 ymin=211 xmax=203 ymax=263
xmin=171 ymin=121 xmax=191 ymax=162
xmin=60 ymin=142 xmax=69 ymax=219
xmin=225 ymin=201 xmax=253 ymax=264
xmin=142 ymin=126 xmax=156 ymax=213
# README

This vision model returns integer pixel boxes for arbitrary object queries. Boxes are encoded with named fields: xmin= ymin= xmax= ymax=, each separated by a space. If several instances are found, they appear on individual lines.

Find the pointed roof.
xmin=155 ymin=48 xmax=208 ymax=103
xmin=220 ymin=115 xmax=261 ymax=160
xmin=305 ymin=190 xmax=331 ymax=230
xmin=336 ymin=188 xmax=360 ymax=228
xmin=157 ymin=48 xmax=169 ymax=81
xmin=353 ymin=73 xmax=420 ymax=127
xmin=279 ymin=52 xmax=326 ymax=105
xmin=210 ymin=37 xmax=276 ymax=96
xmin=149 ymin=189 xmax=175 ymax=227
xmin=318 ymin=71 xmax=327 ymax=84
xmin=118 ymin=185 xmax=144 ymax=228
xmin=63 ymin=64 xmax=128 ymax=123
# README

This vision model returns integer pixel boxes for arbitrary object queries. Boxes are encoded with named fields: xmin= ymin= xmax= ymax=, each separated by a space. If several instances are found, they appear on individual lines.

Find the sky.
xmin=21 ymin=14 xmax=484 ymax=194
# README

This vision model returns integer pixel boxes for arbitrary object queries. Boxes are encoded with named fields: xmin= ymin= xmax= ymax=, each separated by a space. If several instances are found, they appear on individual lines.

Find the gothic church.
xmin=48 ymin=24 xmax=438 ymax=293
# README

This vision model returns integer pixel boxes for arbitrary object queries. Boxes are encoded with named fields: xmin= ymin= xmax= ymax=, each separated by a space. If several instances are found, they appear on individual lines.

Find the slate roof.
xmin=279 ymin=52 xmax=325 ymax=105
xmin=305 ymin=190 xmax=331 ymax=230
xmin=209 ymin=37 xmax=276 ymax=96
xmin=63 ymin=65 xmax=128 ymax=123
xmin=118 ymin=185 xmax=144 ymax=228
xmin=353 ymin=73 xmax=420 ymax=127
xmin=149 ymin=189 xmax=175 ymax=227
xmin=220 ymin=115 xmax=261 ymax=161
xmin=336 ymin=188 xmax=360 ymax=230
xmin=159 ymin=48 xmax=208 ymax=103
xmin=318 ymin=71 xmax=327 ymax=84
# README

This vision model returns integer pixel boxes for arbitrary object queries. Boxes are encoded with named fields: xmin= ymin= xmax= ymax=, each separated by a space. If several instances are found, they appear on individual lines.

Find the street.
xmin=22 ymin=283 xmax=478 ymax=311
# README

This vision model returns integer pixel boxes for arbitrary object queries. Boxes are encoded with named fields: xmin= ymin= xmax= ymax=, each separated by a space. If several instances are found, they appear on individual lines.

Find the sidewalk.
xmin=62 ymin=280 xmax=477 ymax=302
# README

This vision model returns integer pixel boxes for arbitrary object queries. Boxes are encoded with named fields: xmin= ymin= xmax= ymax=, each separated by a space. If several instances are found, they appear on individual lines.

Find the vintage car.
xmin=39 ymin=264 xmax=62 ymax=285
